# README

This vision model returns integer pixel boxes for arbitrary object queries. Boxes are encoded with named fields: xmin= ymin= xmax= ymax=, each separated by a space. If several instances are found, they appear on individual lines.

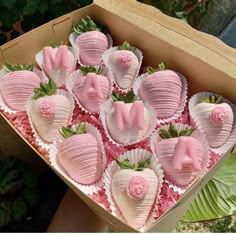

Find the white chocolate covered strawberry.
xmin=104 ymin=41 xmax=141 ymax=90
xmin=101 ymin=91 xmax=156 ymax=145
xmin=153 ymin=124 xmax=207 ymax=187
xmin=36 ymin=45 xmax=77 ymax=87
xmin=111 ymin=157 xmax=158 ymax=229
xmin=191 ymin=95 xmax=234 ymax=148
xmin=57 ymin=123 xmax=104 ymax=185
xmin=0 ymin=63 xmax=41 ymax=112
xmin=138 ymin=63 xmax=184 ymax=119
xmin=71 ymin=16 xmax=109 ymax=65
xmin=28 ymin=79 xmax=73 ymax=143
xmin=71 ymin=66 xmax=111 ymax=113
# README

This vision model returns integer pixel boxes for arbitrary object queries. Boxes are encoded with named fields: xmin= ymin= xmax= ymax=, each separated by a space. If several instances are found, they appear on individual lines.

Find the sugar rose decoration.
xmin=116 ymin=52 xmax=132 ymax=68
xmin=126 ymin=175 xmax=149 ymax=200
xmin=39 ymin=100 xmax=56 ymax=118
xmin=210 ymin=106 xmax=229 ymax=125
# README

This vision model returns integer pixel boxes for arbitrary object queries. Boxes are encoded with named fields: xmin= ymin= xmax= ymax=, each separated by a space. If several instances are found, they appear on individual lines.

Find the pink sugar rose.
xmin=39 ymin=100 xmax=56 ymax=118
xmin=210 ymin=106 xmax=229 ymax=125
xmin=117 ymin=52 xmax=132 ymax=67
xmin=126 ymin=175 xmax=149 ymax=200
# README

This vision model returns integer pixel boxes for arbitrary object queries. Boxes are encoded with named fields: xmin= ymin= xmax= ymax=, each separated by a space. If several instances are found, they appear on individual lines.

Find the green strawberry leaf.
xmin=76 ymin=122 xmax=86 ymax=134
xmin=111 ymin=90 xmax=139 ymax=103
xmin=73 ymin=16 xmax=107 ymax=35
xmin=116 ymin=159 xmax=133 ymax=169
xmin=60 ymin=123 xmax=86 ymax=138
xmin=118 ymin=41 xmax=136 ymax=52
xmin=116 ymin=157 xmax=151 ymax=170
xmin=159 ymin=128 xmax=171 ymax=139
xmin=3 ymin=63 xmax=34 ymax=72
xmin=32 ymin=79 xmax=56 ymax=100
xmin=80 ymin=65 xmax=103 ymax=75
xmin=146 ymin=62 xmax=166 ymax=74
xmin=186 ymin=128 xmax=195 ymax=136
xmin=168 ymin=123 xmax=179 ymax=138
xmin=202 ymin=95 xmax=223 ymax=104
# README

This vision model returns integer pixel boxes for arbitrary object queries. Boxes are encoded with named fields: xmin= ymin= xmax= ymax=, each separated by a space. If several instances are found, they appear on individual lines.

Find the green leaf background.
xmin=183 ymin=153 xmax=236 ymax=222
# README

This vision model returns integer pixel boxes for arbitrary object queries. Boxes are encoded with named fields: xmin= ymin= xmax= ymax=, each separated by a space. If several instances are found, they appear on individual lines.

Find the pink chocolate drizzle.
xmin=0 ymin=70 xmax=41 ymax=111
xmin=76 ymin=31 xmax=108 ymax=65
xmin=139 ymin=70 xmax=182 ymax=118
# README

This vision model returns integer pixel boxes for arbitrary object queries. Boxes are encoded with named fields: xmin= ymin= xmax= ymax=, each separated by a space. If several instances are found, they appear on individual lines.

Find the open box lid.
xmin=94 ymin=0 xmax=236 ymax=75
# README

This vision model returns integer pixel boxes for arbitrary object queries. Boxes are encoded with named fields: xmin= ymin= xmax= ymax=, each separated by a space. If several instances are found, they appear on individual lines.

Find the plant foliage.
xmin=0 ymin=151 xmax=40 ymax=227
xmin=183 ymin=152 xmax=236 ymax=222
xmin=137 ymin=0 xmax=217 ymax=26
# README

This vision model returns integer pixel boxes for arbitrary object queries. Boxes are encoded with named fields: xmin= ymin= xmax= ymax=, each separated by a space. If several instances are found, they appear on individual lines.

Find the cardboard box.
xmin=0 ymin=0 xmax=236 ymax=232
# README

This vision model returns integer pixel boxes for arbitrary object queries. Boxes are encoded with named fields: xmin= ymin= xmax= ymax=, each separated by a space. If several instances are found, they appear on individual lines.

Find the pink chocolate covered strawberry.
xmin=71 ymin=66 xmax=111 ymax=113
xmin=154 ymin=124 xmax=206 ymax=187
xmin=191 ymin=94 xmax=234 ymax=148
xmin=72 ymin=16 xmax=109 ymax=65
xmin=57 ymin=123 xmax=104 ymax=185
xmin=138 ymin=63 xmax=184 ymax=119
xmin=0 ymin=63 xmax=41 ymax=112
xmin=36 ymin=45 xmax=77 ymax=87
xmin=111 ymin=157 xmax=158 ymax=229
xmin=28 ymin=79 xmax=73 ymax=143
xmin=104 ymin=41 xmax=140 ymax=90
xmin=102 ymin=91 xmax=156 ymax=145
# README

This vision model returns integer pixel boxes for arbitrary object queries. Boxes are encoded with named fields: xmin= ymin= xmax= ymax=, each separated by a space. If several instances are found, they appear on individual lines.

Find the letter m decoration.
xmin=114 ymin=101 xmax=144 ymax=130
xmin=43 ymin=45 xmax=69 ymax=70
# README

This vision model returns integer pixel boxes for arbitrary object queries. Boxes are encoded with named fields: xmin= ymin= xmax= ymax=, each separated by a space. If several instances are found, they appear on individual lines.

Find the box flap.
xmin=94 ymin=0 xmax=236 ymax=79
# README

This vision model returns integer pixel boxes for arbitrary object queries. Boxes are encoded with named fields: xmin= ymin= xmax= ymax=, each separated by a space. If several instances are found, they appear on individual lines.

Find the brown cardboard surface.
xmin=95 ymin=0 xmax=236 ymax=65
xmin=0 ymin=0 xmax=236 ymax=232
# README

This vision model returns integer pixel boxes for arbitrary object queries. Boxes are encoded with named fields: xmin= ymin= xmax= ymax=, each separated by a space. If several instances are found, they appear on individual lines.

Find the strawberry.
xmin=153 ymin=124 xmax=207 ymax=187
xmin=0 ymin=63 xmax=41 ymax=112
xmin=103 ymin=41 xmax=141 ymax=90
xmin=101 ymin=91 xmax=156 ymax=145
xmin=57 ymin=123 xmax=104 ymax=185
xmin=111 ymin=157 xmax=158 ymax=229
xmin=70 ymin=65 xmax=111 ymax=113
xmin=138 ymin=63 xmax=185 ymax=119
xmin=36 ymin=45 xmax=77 ymax=87
xmin=191 ymin=94 xmax=234 ymax=148
xmin=28 ymin=79 xmax=74 ymax=143
xmin=71 ymin=16 xmax=109 ymax=65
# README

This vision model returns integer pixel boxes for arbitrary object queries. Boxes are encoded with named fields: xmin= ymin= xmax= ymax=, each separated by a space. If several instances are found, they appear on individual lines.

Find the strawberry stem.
xmin=32 ymin=79 xmax=57 ymax=100
xmin=80 ymin=66 xmax=103 ymax=76
xmin=118 ymin=41 xmax=136 ymax=53
xmin=73 ymin=16 xmax=108 ymax=35
xmin=50 ymin=41 xmax=66 ymax=48
xmin=111 ymin=90 xmax=140 ymax=103
xmin=116 ymin=157 xmax=151 ymax=171
xmin=159 ymin=124 xmax=194 ymax=139
xmin=201 ymin=95 xmax=223 ymax=104
xmin=59 ymin=122 xmax=86 ymax=138
xmin=146 ymin=62 xmax=166 ymax=74
xmin=3 ymin=63 xmax=34 ymax=72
